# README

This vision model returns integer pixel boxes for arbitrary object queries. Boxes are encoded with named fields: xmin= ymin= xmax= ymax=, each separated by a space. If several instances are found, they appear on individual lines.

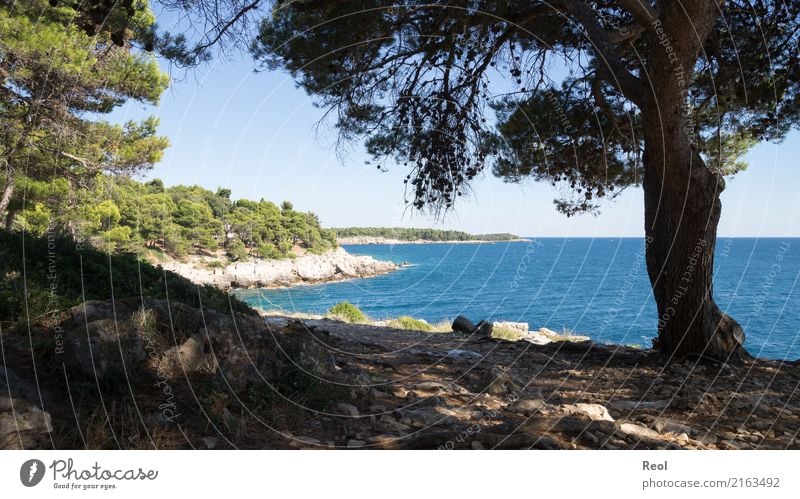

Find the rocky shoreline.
xmin=160 ymin=247 xmax=397 ymax=289
xmin=337 ymin=236 xmax=531 ymax=245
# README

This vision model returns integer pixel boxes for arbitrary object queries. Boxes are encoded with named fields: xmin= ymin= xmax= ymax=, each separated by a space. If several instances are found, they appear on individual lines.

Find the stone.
xmin=452 ymin=315 xmax=475 ymax=334
xmin=560 ymin=403 xmax=614 ymax=422
xmin=471 ymin=440 xmax=485 ymax=450
xmin=347 ymin=439 xmax=366 ymax=448
xmin=620 ymin=422 xmax=661 ymax=440
xmin=653 ymin=417 xmax=694 ymax=436
xmin=336 ymin=403 xmax=360 ymax=417
xmin=0 ymin=368 xmax=53 ymax=450
xmin=201 ymin=436 xmax=219 ymax=449
xmin=65 ymin=319 xmax=146 ymax=379
xmin=492 ymin=321 xmax=529 ymax=334
xmin=445 ymin=349 xmax=482 ymax=360
xmin=481 ymin=366 xmax=522 ymax=396
xmin=509 ymin=398 xmax=548 ymax=415
xmin=474 ymin=320 xmax=494 ymax=336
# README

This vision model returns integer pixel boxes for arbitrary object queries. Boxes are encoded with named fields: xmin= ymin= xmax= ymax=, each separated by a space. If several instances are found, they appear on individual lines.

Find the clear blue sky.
xmin=111 ymin=48 xmax=800 ymax=238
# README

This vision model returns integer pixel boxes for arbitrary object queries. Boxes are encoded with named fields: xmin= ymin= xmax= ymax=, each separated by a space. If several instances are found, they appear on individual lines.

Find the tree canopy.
xmin=0 ymin=0 xmax=170 ymax=225
xmin=248 ymin=1 xmax=798 ymax=216
xmin=13 ymin=173 xmax=337 ymax=259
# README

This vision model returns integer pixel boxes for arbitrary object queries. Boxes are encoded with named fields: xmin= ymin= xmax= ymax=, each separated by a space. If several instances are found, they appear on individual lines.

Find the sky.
xmin=110 ymin=36 xmax=800 ymax=238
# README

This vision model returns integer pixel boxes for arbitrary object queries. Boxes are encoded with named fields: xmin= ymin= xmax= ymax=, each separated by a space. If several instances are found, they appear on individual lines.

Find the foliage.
xmin=0 ymin=0 xmax=170 ymax=222
xmin=387 ymin=316 xmax=433 ymax=332
xmin=11 ymin=174 xmax=337 ymax=259
xmin=252 ymin=1 xmax=800 ymax=215
xmin=327 ymin=301 xmax=367 ymax=323
xmin=0 ymin=231 xmax=255 ymax=324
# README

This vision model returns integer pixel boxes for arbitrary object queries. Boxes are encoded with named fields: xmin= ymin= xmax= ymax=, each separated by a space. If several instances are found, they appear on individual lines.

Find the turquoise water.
xmin=237 ymin=238 xmax=800 ymax=360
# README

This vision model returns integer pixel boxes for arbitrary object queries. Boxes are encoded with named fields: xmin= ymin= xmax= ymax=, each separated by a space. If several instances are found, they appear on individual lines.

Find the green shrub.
xmin=327 ymin=301 xmax=367 ymax=323
xmin=388 ymin=316 xmax=433 ymax=331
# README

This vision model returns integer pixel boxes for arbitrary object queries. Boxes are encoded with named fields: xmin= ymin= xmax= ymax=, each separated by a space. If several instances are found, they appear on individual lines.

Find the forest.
xmin=11 ymin=174 xmax=337 ymax=260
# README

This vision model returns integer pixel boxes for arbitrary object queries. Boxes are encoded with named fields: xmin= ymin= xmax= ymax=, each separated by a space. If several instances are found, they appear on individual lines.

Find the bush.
xmin=491 ymin=327 xmax=526 ymax=342
xmin=388 ymin=316 xmax=433 ymax=331
xmin=327 ymin=301 xmax=367 ymax=323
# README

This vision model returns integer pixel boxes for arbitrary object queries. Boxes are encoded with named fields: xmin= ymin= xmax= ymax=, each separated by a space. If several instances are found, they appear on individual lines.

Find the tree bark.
xmin=0 ymin=172 xmax=14 ymax=223
xmin=642 ymin=125 xmax=747 ymax=362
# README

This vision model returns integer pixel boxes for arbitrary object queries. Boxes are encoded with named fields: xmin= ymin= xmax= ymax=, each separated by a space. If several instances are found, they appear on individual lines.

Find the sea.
xmin=236 ymin=238 xmax=800 ymax=360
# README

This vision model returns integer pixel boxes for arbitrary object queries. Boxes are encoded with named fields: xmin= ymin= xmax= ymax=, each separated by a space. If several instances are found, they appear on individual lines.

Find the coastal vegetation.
xmin=0 ymin=230 xmax=254 ymax=324
xmin=327 ymin=301 xmax=368 ymax=323
xmin=10 ymin=174 xmax=337 ymax=260
xmin=334 ymin=227 xmax=521 ymax=242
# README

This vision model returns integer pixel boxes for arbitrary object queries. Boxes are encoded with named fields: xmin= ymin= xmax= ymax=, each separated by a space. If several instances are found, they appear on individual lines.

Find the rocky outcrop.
xmin=1 ymin=367 xmax=53 ymax=449
xmin=162 ymin=247 xmax=397 ymax=289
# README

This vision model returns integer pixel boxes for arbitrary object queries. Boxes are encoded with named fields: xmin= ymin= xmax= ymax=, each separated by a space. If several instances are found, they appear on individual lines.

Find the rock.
xmin=65 ymin=319 xmax=146 ymax=379
xmin=201 ymin=436 xmax=219 ymax=449
xmin=521 ymin=327 xmax=591 ymax=346
xmin=336 ymin=403 xmax=360 ymax=417
xmin=395 ymin=408 xmax=455 ymax=427
xmin=347 ymin=439 xmax=366 ymax=448
xmin=0 ymin=368 xmax=53 ymax=449
xmin=471 ymin=440 xmax=485 ymax=450
xmin=509 ymin=398 xmax=548 ymax=415
xmin=157 ymin=336 xmax=217 ymax=377
xmin=445 ymin=349 xmax=482 ymax=360
xmin=452 ymin=315 xmax=475 ymax=334
xmin=653 ymin=417 xmax=694 ymax=436
xmin=560 ymin=403 xmax=614 ymax=422
xmin=474 ymin=320 xmax=494 ymax=336
xmin=492 ymin=321 xmax=529 ymax=334
xmin=619 ymin=422 xmax=661 ymax=440
xmin=481 ymin=366 xmax=522 ymax=396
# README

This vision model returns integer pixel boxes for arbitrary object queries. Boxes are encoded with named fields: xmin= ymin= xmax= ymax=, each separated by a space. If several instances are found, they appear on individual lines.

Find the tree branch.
xmin=612 ymin=0 xmax=659 ymax=27
xmin=551 ymin=0 xmax=644 ymax=105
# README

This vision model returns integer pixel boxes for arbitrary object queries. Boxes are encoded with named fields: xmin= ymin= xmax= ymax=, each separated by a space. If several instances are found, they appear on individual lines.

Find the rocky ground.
xmin=2 ymin=299 xmax=799 ymax=450
xmin=160 ymin=247 xmax=397 ymax=289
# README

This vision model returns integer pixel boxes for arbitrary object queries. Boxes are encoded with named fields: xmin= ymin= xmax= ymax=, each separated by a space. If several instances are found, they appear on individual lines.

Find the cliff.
xmin=160 ymin=247 xmax=397 ymax=289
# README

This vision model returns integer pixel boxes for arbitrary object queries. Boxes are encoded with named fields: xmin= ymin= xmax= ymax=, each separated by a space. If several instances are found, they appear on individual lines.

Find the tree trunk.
xmin=5 ymin=207 xmax=18 ymax=231
xmin=642 ymin=132 xmax=747 ymax=362
xmin=0 ymin=173 xmax=14 ymax=224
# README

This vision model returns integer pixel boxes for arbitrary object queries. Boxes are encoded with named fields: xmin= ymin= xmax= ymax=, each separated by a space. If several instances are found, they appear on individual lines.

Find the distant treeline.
xmin=333 ymin=227 xmax=521 ymax=241
xmin=10 ymin=175 xmax=336 ymax=260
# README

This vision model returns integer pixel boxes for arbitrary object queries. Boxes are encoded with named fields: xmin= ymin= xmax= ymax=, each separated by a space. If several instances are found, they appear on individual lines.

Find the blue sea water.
xmin=237 ymin=238 xmax=800 ymax=360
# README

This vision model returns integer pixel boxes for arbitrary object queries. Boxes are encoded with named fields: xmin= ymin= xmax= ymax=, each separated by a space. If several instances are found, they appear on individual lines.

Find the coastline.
xmin=338 ymin=236 xmax=531 ymax=245
xmin=160 ymin=247 xmax=397 ymax=290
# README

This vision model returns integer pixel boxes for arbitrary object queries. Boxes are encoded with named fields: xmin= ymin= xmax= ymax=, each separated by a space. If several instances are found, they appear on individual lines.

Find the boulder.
xmin=65 ymin=319 xmax=146 ymax=379
xmin=474 ymin=320 xmax=494 ymax=336
xmin=0 ymin=368 xmax=52 ymax=449
xmin=452 ymin=315 xmax=475 ymax=334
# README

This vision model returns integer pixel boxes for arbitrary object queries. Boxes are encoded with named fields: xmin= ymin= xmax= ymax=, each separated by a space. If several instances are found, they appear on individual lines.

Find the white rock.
xmin=561 ymin=403 xmax=614 ymax=422
xmin=492 ymin=321 xmax=529 ymax=334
